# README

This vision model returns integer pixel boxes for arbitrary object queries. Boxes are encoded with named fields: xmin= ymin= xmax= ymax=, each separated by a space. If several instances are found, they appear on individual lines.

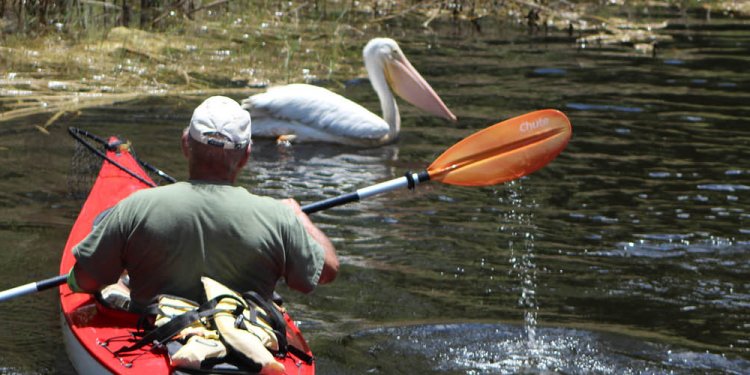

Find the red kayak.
xmin=59 ymin=128 xmax=314 ymax=374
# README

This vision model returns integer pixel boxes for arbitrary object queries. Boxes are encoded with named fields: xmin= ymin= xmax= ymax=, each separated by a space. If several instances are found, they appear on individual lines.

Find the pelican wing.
xmin=242 ymin=84 xmax=389 ymax=142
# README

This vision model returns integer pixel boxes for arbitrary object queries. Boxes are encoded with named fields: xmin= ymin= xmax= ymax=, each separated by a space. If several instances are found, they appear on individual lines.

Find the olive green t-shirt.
xmin=73 ymin=181 xmax=325 ymax=311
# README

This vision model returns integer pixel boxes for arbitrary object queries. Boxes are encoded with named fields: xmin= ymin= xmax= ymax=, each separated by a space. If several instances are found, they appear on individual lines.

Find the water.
xmin=504 ymin=183 xmax=541 ymax=368
xmin=328 ymin=323 xmax=750 ymax=374
xmin=1 ymin=13 xmax=750 ymax=375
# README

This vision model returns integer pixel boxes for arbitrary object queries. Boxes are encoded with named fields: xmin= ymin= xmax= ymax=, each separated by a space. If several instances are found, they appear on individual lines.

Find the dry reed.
xmin=0 ymin=0 xmax=745 ymax=130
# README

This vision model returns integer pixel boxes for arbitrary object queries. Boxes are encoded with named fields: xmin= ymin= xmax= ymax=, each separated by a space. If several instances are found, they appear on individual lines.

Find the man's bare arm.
xmin=281 ymin=199 xmax=339 ymax=284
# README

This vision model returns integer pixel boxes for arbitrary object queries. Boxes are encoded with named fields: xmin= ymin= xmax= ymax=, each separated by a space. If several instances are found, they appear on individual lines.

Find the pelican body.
xmin=241 ymin=38 xmax=456 ymax=146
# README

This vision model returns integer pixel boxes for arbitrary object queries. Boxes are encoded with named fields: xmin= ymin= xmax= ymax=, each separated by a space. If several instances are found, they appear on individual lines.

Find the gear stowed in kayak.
xmin=60 ymin=127 xmax=315 ymax=374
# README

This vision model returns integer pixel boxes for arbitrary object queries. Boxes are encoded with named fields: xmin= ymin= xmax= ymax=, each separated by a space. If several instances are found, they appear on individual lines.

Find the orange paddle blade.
xmin=427 ymin=109 xmax=572 ymax=186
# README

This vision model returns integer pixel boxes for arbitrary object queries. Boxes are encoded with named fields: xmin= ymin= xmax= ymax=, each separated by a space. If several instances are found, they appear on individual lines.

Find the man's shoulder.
xmin=120 ymin=182 xmax=290 ymax=215
xmin=127 ymin=182 xmax=188 ymax=199
xmin=114 ymin=183 xmax=191 ymax=212
xmin=241 ymin=191 xmax=290 ymax=212
xmin=230 ymin=190 xmax=295 ymax=219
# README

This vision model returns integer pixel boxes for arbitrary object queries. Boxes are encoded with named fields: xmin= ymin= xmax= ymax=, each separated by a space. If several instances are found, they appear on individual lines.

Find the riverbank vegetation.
xmin=0 ymin=0 xmax=747 ymax=129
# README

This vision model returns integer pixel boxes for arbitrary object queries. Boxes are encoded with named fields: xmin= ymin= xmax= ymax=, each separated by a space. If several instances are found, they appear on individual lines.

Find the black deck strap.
xmin=271 ymin=291 xmax=283 ymax=306
xmin=242 ymin=291 xmax=288 ymax=357
xmin=113 ymin=291 xmax=312 ymax=366
xmin=116 ymin=309 xmax=204 ymax=354
xmin=244 ymin=297 xmax=312 ymax=363
xmin=115 ymin=294 xmax=241 ymax=355
xmin=287 ymin=345 xmax=314 ymax=365
xmin=233 ymin=305 xmax=247 ymax=328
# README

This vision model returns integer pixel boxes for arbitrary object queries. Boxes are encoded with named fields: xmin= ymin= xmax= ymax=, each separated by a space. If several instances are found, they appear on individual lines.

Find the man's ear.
xmin=181 ymin=130 xmax=190 ymax=159
xmin=238 ymin=144 xmax=251 ymax=169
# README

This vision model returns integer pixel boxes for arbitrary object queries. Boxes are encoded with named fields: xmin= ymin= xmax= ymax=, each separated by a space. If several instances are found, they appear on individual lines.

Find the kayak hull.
xmin=59 ymin=138 xmax=314 ymax=374
xmin=61 ymin=312 xmax=110 ymax=374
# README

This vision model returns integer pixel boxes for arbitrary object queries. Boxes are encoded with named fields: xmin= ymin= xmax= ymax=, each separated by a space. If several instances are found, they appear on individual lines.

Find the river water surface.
xmin=0 ymin=13 xmax=749 ymax=375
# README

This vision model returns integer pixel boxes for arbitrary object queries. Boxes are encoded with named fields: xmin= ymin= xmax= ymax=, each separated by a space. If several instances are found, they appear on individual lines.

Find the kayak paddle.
xmin=302 ymin=109 xmax=571 ymax=213
xmin=0 ymin=109 xmax=571 ymax=302
xmin=0 ymin=275 xmax=68 ymax=302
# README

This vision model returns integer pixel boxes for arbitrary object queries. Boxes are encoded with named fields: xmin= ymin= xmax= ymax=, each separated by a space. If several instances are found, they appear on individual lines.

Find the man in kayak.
xmin=65 ymin=96 xmax=339 ymax=313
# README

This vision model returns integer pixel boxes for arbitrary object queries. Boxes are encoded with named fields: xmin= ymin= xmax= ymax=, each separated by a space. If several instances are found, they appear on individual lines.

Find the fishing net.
xmin=67 ymin=127 xmax=176 ymax=200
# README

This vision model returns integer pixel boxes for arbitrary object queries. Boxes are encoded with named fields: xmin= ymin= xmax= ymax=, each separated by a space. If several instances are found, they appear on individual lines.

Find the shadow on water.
xmin=1 ymin=12 xmax=750 ymax=375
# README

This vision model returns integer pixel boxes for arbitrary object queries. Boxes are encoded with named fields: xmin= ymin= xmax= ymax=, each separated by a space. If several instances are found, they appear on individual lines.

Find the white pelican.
xmin=241 ymin=38 xmax=457 ymax=146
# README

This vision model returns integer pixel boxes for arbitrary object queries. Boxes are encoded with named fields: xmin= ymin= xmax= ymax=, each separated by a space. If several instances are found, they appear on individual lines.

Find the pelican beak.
xmin=384 ymin=54 xmax=457 ymax=122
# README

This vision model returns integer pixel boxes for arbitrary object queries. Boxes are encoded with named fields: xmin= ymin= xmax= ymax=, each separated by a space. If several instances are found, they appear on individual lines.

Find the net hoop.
xmin=68 ymin=127 xmax=176 ymax=188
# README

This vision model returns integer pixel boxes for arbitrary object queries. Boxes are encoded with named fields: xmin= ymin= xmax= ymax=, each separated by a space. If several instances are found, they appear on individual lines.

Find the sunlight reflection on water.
xmin=354 ymin=323 xmax=750 ymax=374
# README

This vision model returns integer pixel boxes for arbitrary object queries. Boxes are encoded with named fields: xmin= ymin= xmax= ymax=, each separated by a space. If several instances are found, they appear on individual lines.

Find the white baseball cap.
xmin=189 ymin=96 xmax=251 ymax=150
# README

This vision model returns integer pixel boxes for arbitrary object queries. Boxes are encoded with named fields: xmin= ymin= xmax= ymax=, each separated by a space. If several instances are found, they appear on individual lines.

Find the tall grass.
xmin=1 ymin=1 xmax=451 ymax=37
xmin=0 ymin=0 xmax=745 ymax=128
xmin=2 ymin=0 xmax=746 ymax=38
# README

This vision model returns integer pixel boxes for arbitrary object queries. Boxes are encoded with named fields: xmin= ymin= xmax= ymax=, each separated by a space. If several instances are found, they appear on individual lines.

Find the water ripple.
xmin=565 ymin=102 xmax=645 ymax=113
xmin=352 ymin=323 xmax=750 ymax=374
xmin=697 ymin=184 xmax=750 ymax=192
